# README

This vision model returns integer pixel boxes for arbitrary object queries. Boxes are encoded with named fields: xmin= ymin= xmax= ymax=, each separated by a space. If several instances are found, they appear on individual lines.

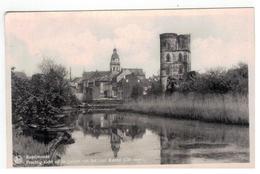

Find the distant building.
xmin=70 ymin=77 xmax=83 ymax=91
xmin=70 ymin=77 xmax=84 ymax=101
xmin=160 ymin=33 xmax=191 ymax=92
xmin=117 ymin=73 xmax=149 ymax=100
xmin=110 ymin=48 xmax=121 ymax=74
xmin=81 ymin=48 xmax=145 ymax=101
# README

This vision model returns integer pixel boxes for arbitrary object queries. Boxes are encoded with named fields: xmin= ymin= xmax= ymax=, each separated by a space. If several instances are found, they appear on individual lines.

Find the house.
xmin=70 ymin=77 xmax=83 ymax=92
xmin=81 ymin=48 xmax=146 ymax=101
xmin=117 ymin=73 xmax=149 ymax=100
xmin=82 ymin=71 xmax=115 ymax=100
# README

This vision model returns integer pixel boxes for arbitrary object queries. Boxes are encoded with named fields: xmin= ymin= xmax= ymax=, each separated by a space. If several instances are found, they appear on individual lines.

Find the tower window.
xmin=113 ymin=67 xmax=115 ymax=71
xmin=178 ymin=53 xmax=183 ymax=62
xmin=184 ymin=54 xmax=188 ymax=62
xmin=166 ymin=54 xmax=171 ymax=62
xmin=163 ymin=41 xmax=170 ymax=49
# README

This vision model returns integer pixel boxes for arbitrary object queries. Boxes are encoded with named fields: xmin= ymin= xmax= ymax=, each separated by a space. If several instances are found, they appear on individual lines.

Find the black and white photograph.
xmin=4 ymin=8 xmax=254 ymax=167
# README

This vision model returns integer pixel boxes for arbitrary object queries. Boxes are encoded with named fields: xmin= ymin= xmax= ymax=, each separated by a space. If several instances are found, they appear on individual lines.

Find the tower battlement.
xmin=160 ymin=33 xmax=190 ymax=52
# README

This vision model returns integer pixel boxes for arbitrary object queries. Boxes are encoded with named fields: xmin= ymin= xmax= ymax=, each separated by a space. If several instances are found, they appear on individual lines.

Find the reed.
xmin=13 ymin=133 xmax=50 ymax=157
xmin=118 ymin=93 xmax=249 ymax=125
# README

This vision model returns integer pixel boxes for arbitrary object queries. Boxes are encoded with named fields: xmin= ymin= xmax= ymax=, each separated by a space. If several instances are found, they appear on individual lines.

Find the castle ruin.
xmin=160 ymin=33 xmax=191 ymax=92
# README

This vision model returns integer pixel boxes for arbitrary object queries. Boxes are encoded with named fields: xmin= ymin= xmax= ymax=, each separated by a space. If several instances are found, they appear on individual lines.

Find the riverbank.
xmin=12 ymin=128 xmax=74 ymax=167
xmin=12 ymin=130 xmax=50 ymax=166
xmin=117 ymin=93 xmax=249 ymax=125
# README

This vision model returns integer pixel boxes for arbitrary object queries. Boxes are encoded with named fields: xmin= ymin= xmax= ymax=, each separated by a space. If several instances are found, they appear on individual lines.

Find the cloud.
xmin=6 ymin=17 xmax=160 ymax=76
xmin=112 ymin=24 xmax=158 ymax=70
xmin=6 ymin=34 xmax=38 ymax=75
xmin=5 ymin=9 xmax=254 ymax=77
xmin=192 ymin=36 xmax=252 ymax=73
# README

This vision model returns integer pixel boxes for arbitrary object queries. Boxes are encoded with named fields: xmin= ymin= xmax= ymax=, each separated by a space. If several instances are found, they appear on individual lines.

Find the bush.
xmin=178 ymin=63 xmax=248 ymax=95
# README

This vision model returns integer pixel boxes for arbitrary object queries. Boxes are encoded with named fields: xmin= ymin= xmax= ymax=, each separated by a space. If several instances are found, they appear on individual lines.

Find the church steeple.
xmin=110 ymin=48 xmax=121 ymax=74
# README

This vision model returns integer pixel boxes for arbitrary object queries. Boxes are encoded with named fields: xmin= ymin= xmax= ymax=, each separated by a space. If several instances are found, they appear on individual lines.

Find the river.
xmin=53 ymin=111 xmax=249 ymax=166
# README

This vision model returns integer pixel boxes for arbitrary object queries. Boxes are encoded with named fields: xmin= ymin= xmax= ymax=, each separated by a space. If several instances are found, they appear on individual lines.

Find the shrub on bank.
xmin=147 ymin=63 xmax=248 ymax=96
xmin=178 ymin=63 xmax=248 ymax=95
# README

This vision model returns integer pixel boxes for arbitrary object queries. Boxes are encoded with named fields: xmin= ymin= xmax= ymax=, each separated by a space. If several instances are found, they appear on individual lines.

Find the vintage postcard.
xmin=5 ymin=8 xmax=254 ymax=167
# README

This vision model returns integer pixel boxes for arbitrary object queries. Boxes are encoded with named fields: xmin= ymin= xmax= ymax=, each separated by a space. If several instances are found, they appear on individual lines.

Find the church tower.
xmin=160 ymin=33 xmax=191 ymax=92
xmin=110 ymin=48 xmax=121 ymax=74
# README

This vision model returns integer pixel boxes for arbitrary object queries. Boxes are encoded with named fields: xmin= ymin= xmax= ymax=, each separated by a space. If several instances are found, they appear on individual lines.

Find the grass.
xmin=12 ymin=129 xmax=51 ymax=167
xmin=13 ymin=134 xmax=49 ymax=157
xmin=118 ymin=93 xmax=249 ymax=125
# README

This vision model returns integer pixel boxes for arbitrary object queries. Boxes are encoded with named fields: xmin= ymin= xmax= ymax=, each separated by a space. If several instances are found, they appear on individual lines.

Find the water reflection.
xmin=78 ymin=113 xmax=146 ymax=159
xmin=58 ymin=112 xmax=249 ymax=166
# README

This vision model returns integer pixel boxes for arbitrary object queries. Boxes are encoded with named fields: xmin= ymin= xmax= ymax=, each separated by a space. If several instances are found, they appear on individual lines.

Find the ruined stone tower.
xmin=160 ymin=33 xmax=191 ymax=92
xmin=110 ymin=48 xmax=121 ymax=74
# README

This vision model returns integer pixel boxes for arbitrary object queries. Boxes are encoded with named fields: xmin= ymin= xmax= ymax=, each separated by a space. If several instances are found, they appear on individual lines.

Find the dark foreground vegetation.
xmin=12 ymin=59 xmax=79 ymax=127
xmin=12 ymin=59 xmax=79 ymax=166
xmin=119 ymin=63 xmax=249 ymax=125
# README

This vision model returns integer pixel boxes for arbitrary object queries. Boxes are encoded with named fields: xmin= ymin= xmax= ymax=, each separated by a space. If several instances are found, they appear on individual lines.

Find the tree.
xmin=147 ymin=79 xmax=161 ymax=96
xmin=225 ymin=63 xmax=248 ymax=94
xmin=39 ymin=58 xmax=67 ymax=77
xmin=38 ymin=58 xmax=78 ymax=106
xmin=131 ymin=83 xmax=143 ymax=100
xmin=204 ymin=68 xmax=230 ymax=94
xmin=11 ymin=59 xmax=79 ymax=128
xmin=11 ymin=67 xmax=31 ymax=125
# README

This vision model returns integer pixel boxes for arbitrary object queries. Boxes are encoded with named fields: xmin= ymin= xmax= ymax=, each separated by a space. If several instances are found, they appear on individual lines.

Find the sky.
xmin=5 ymin=8 xmax=254 ymax=78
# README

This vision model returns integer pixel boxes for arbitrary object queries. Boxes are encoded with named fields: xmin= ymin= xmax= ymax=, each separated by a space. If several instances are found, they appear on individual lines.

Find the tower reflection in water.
xmin=110 ymin=128 xmax=121 ymax=158
xmin=78 ymin=113 xmax=146 ymax=158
